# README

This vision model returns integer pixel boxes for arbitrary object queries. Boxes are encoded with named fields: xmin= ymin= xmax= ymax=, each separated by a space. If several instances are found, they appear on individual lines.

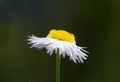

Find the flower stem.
xmin=56 ymin=48 xmax=61 ymax=82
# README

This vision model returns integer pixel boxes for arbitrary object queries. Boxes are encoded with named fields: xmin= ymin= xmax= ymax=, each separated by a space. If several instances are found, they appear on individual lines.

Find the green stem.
xmin=56 ymin=48 xmax=61 ymax=82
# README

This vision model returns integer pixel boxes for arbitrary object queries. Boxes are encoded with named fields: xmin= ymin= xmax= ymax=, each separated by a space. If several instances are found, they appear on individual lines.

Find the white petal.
xmin=60 ymin=41 xmax=66 ymax=58
xmin=58 ymin=42 xmax=76 ymax=63
xmin=45 ymin=38 xmax=59 ymax=55
xmin=60 ymin=42 xmax=88 ymax=63
xmin=27 ymin=35 xmax=49 ymax=49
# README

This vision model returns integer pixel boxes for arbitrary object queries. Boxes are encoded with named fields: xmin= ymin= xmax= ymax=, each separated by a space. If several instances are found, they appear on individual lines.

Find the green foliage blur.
xmin=0 ymin=0 xmax=120 ymax=82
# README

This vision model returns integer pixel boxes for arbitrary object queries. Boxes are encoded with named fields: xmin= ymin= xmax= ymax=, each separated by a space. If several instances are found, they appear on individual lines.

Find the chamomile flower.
xmin=27 ymin=29 xmax=88 ymax=63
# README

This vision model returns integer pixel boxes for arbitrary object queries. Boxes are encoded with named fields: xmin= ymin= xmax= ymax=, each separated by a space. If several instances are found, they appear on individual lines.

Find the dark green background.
xmin=0 ymin=0 xmax=120 ymax=82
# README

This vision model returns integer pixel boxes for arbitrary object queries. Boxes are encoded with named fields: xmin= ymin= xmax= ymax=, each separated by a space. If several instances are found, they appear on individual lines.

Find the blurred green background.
xmin=0 ymin=0 xmax=120 ymax=82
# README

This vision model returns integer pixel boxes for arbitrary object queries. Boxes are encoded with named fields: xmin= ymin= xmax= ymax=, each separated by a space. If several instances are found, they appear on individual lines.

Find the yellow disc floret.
xmin=47 ymin=29 xmax=76 ymax=43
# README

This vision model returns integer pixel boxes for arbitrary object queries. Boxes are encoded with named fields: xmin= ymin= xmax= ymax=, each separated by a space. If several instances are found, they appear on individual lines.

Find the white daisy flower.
xmin=27 ymin=29 xmax=88 ymax=63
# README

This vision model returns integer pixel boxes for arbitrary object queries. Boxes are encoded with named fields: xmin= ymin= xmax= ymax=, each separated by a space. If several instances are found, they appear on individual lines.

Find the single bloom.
xmin=27 ymin=29 xmax=88 ymax=63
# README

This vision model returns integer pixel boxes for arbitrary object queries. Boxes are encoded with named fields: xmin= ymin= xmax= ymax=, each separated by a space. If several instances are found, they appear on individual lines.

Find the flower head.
xmin=27 ymin=29 xmax=88 ymax=63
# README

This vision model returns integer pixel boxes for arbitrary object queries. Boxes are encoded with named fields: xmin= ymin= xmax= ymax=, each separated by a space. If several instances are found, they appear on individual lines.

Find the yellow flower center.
xmin=47 ymin=29 xmax=76 ymax=43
